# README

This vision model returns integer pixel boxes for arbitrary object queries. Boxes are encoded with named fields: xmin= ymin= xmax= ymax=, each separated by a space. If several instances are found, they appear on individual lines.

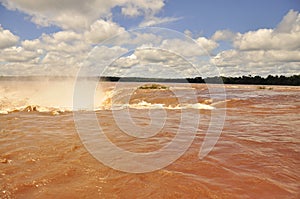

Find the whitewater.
xmin=0 ymin=78 xmax=216 ymax=114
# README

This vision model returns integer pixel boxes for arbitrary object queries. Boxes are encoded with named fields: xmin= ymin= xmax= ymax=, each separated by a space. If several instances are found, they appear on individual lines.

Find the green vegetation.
xmin=1 ymin=75 xmax=298 ymax=86
xmin=100 ymin=75 xmax=300 ymax=86
xmin=257 ymin=86 xmax=273 ymax=90
xmin=138 ymin=84 xmax=169 ymax=90
xmin=219 ymin=75 xmax=300 ymax=86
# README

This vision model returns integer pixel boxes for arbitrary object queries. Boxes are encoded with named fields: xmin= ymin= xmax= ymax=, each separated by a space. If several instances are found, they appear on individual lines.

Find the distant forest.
xmin=101 ymin=75 xmax=300 ymax=86
xmin=0 ymin=75 xmax=299 ymax=86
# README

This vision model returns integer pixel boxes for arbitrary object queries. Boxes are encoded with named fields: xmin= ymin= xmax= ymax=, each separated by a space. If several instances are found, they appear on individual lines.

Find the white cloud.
xmin=233 ymin=10 xmax=300 ymax=51
xmin=160 ymin=39 xmax=200 ymax=57
xmin=52 ymin=31 xmax=82 ymax=43
xmin=233 ymin=28 xmax=300 ymax=51
xmin=0 ymin=1 xmax=207 ymax=77
xmin=134 ymin=48 xmax=176 ymax=63
xmin=126 ymin=32 xmax=162 ymax=46
xmin=25 ymin=31 xmax=89 ymax=54
xmin=0 ymin=62 xmax=42 ymax=76
xmin=0 ymin=46 xmax=41 ymax=62
xmin=0 ymin=3 xmax=299 ymax=78
xmin=84 ymin=45 xmax=129 ymax=76
xmin=276 ymin=10 xmax=299 ymax=33
xmin=212 ymin=49 xmax=300 ymax=66
xmin=121 ymin=0 xmax=165 ymax=17
xmin=3 ymin=0 xmax=105 ymax=29
xmin=1 ymin=0 xmax=166 ymax=30
xmin=22 ymin=39 xmax=41 ymax=51
xmin=121 ymin=4 xmax=142 ymax=17
xmin=111 ymin=54 xmax=139 ymax=68
xmin=196 ymin=37 xmax=219 ymax=52
xmin=139 ymin=16 xmax=181 ymax=27
xmin=210 ymin=9 xmax=300 ymax=77
xmin=212 ymin=29 xmax=235 ymax=41
xmin=0 ymin=29 xmax=91 ymax=76
xmin=106 ymin=48 xmax=198 ymax=78
xmin=121 ymin=1 xmax=180 ymax=28
xmin=89 ymin=45 xmax=128 ymax=62
xmin=0 ymin=25 xmax=19 ymax=49
xmin=1 ymin=0 xmax=119 ymax=30
xmin=184 ymin=29 xmax=193 ymax=38
xmin=84 ymin=20 xmax=126 ymax=44
xmin=211 ymin=48 xmax=300 ymax=76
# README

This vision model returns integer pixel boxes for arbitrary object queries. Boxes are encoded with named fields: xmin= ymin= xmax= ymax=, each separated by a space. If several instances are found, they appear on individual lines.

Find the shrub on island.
xmin=138 ymin=84 xmax=169 ymax=90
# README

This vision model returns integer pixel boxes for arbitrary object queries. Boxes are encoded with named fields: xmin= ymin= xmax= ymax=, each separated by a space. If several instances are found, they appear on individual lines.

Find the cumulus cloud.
xmin=212 ymin=47 xmax=300 ymax=76
xmin=233 ymin=10 xmax=300 ymax=51
xmin=1 ymin=0 xmax=115 ymax=30
xmin=123 ymin=32 xmax=163 ymax=46
xmin=111 ymin=54 xmax=139 ymax=69
xmin=212 ymin=49 xmax=300 ymax=66
xmin=0 ymin=25 xmax=220 ymax=77
xmin=106 ymin=48 xmax=198 ymax=78
xmin=160 ymin=38 xmax=213 ymax=58
xmin=212 ymin=51 xmax=299 ymax=77
xmin=0 ymin=1 xmax=299 ymax=78
xmin=196 ymin=37 xmax=219 ymax=52
xmin=276 ymin=9 xmax=299 ymax=33
xmin=0 ymin=46 xmax=41 ymax=62
xmin=212 ymin=49 xmax=300 ymax=77
xmin=0 ymin=28 xmax=92 ymax=76
xmin=212 ymin=29 xmax=235 ymax=41
xmin=233 ymin=28 xmax=300 ymax=51
xmin=0 ymin=1 xmax=207 ymax=77
xmin=29 ymin=31 xmax=88 ymax=53
xmin=121 ymin=0 xmax=165 ymax=17
xmin=89 ymin=45 xmax=128 ymax=62
xmin=0 ymin=25 xmax=19 ymax=49
xmin=52 ymin=31 xmax=82 ymax=43
xmin=211 ymin=9 xmax=300 ymax=76
xmin=84 ymin=20 xmax=126 ymax=44
xmin=22 ymin=39 xmax=40 ymax=51
xmin=121 ymin=4 xmax=142 ymax=17
xmin=1 ymin=0 xmax=167 ymax=30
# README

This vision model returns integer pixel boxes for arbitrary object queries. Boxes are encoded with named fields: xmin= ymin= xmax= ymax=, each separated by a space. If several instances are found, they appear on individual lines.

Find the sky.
xmin=0 ymin=0 xmax=299 ymax=77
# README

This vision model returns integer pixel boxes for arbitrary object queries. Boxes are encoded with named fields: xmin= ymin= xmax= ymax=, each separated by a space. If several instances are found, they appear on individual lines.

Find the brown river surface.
xmin=0 ymin=80 xmax=299 ymax=198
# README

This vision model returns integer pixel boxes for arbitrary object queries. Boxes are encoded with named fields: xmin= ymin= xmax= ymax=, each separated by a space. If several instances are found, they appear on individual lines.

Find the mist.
xmin=0 ymin=77 xmax=106 ymax=113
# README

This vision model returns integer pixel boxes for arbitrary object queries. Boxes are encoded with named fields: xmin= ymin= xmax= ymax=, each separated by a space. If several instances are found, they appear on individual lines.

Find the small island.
xmin=138 ymin=84 xmax=169 ymax=90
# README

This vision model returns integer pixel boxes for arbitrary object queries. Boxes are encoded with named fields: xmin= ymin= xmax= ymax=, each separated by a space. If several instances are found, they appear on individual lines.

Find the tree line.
xmin=0 ymin=75 xmax=298 ymax=85
xmin=100 ymin=75 xmax=300 ymax=86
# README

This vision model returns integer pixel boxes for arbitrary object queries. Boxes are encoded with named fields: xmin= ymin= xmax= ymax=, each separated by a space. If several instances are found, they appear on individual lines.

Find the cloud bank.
xmin=0 ymin=0 xmax=299 ymax=77
xmin=211 ymin=10 xmax=300 ymax=76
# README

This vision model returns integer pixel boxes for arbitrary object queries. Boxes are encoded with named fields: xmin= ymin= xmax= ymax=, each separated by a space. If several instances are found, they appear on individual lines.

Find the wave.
xmin=0 ymin=79 xmax=217 ymax=115
xmin=100 ymin=101 xmax=215 ymax=111
xmin=0 ymin=105 xmax=71 ymax=115
xmin=0 ymin=101 xmax=215 ymax=115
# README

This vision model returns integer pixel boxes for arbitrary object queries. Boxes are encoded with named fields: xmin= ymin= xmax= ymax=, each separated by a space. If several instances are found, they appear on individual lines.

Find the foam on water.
xmin=0 ymin=78 xmax=105 ymax=114
xmin=1 ymin=83 xmax=299 ymax=198
xmin=0 ymin=79 xmax=215 ymax=114
xmin=100 ymin=100 xmax=214 ymax=110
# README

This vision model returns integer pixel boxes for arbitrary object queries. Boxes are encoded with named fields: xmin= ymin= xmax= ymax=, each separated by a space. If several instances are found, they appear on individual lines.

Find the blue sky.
xmin=164 ymin=0 xmax=299 ymax=34
xmin=115 ymin=0 xmax=300 ymax=35
xmin=0 ymin=0 xmax=299 ymax=77
xmin=0 ymin=4 xmax=60 ymax=40
xmin=1 ymin=0 xmax=299 ymax=40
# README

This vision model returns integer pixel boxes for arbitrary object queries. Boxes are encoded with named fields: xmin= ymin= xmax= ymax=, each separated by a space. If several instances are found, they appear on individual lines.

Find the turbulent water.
xmin=0 ymin=79 xmax=299 ymax=198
